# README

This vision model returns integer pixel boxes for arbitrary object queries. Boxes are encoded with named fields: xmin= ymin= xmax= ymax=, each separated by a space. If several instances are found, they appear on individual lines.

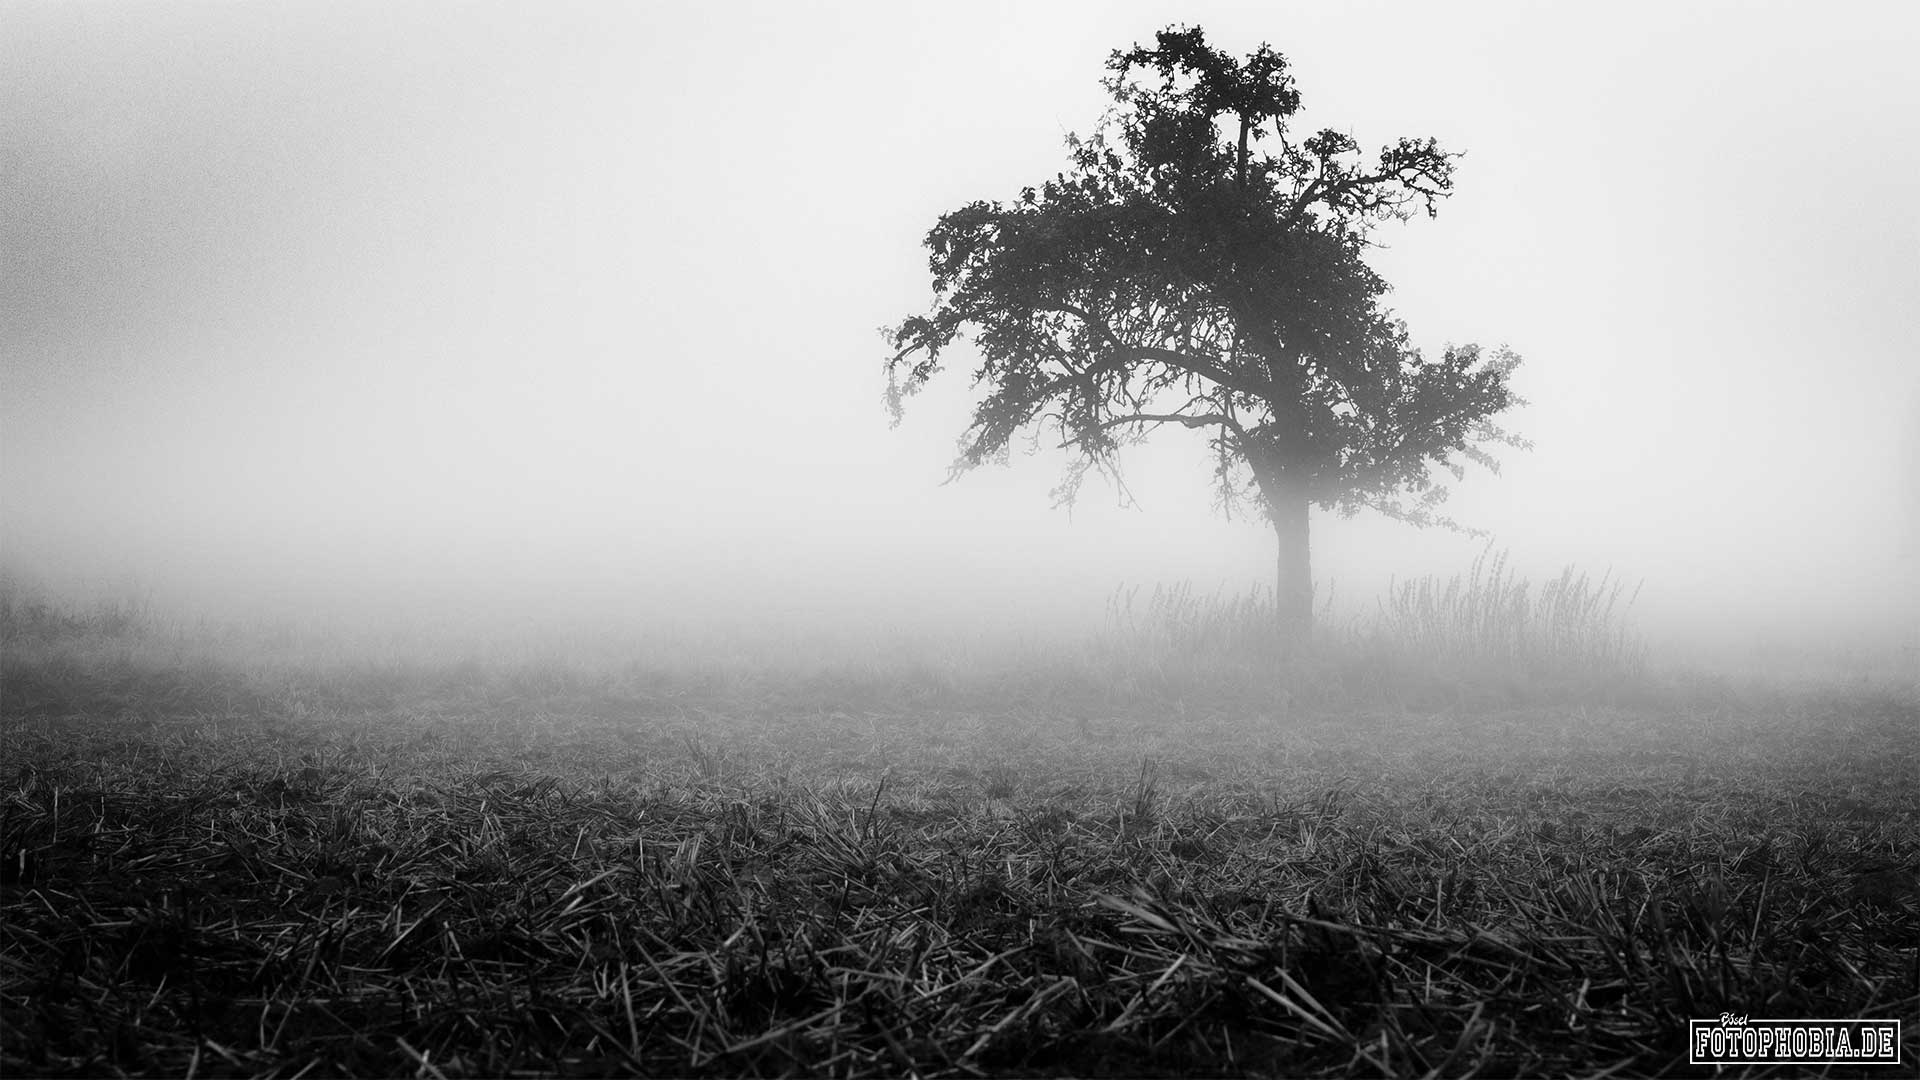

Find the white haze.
xmin=3 ymin=1 xmax=1917 ymax=665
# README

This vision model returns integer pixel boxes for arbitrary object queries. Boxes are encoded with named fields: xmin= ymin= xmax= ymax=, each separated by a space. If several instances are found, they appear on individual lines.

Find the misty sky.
xmin=3 ymin=1 xmax=1917 ymax=649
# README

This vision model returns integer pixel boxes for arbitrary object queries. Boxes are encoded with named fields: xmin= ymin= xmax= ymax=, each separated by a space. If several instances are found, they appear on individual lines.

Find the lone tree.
xmin=885 ymin=26 xmax=1526 ymax=643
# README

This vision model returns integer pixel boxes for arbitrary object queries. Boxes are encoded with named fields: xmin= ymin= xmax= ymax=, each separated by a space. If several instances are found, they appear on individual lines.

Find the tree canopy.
xmin=885 ymin=26 xmax=1527 ymax=637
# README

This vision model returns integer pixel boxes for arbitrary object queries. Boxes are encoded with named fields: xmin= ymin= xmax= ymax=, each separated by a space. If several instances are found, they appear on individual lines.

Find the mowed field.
xmin=2 ymin=589 xmax=1915 ymax=1078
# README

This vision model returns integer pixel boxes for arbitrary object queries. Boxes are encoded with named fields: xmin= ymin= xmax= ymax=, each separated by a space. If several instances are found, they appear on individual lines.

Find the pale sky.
xmin=3 ymin=1 xmax=1916 ymax=652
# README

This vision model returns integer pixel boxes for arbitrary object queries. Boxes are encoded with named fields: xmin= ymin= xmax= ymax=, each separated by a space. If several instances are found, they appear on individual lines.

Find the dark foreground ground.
xmin=2 ymin=657 xmax=1915 ymax=1077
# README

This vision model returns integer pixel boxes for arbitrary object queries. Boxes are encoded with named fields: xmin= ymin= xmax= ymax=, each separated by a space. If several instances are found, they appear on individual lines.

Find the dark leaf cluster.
xmin=886 ymin=25 xmax=1524 ymax=526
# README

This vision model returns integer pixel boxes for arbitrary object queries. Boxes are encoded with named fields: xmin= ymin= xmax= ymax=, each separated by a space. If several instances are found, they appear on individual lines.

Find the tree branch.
xmin=1044 ymin=303 xmax=1271 ymax=399
xmin=1063 ymin=411 xmax=1238 ymax=448
xmin=1286 ymin=152 xmax=1451 ymax=224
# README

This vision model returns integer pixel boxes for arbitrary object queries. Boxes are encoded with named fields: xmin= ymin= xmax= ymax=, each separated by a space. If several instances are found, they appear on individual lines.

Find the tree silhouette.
xmin=886 ymin=26 xmax=1527 ymax=642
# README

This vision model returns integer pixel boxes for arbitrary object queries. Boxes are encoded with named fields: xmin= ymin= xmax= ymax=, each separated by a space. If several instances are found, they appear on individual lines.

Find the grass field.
xmin=2 ymin=573 xmax=1915 ymax=1077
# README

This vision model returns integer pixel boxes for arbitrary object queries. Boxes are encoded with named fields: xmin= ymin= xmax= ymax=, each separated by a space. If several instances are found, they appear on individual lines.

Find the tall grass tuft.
xmin=1104 ymin=580 xmax=1300 ymax=661
xmin=1371 ymin=547 xmax=1645 ymax=678
xmin=1102 ymin=548 xmax=1648 ymax=706
xmin=0 ymin=578 xmax=154 ymax=645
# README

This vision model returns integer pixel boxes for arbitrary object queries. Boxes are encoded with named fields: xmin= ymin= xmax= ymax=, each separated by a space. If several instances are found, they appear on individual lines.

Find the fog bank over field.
xmin=3 ymin=1 xmax=1917 ymax=670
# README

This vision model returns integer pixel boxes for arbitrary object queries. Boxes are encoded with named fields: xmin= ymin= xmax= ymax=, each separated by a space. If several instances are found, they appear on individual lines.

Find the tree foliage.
xmin=885 ymin=25 xmax=1527 ymax=533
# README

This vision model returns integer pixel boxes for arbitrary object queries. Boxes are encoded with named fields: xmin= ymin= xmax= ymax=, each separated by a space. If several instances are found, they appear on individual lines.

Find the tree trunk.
xmin=1270 ymin=477 xmax=1313 ymax=648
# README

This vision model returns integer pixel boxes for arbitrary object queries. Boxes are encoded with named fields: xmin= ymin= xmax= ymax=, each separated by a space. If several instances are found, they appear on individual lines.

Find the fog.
xmin=3 ymin=1 xmax=1916 ymax=663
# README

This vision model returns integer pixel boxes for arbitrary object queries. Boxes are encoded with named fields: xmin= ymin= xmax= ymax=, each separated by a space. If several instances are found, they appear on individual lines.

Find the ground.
xmin=2 ymin=642 xmax=1913 ymax=1077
